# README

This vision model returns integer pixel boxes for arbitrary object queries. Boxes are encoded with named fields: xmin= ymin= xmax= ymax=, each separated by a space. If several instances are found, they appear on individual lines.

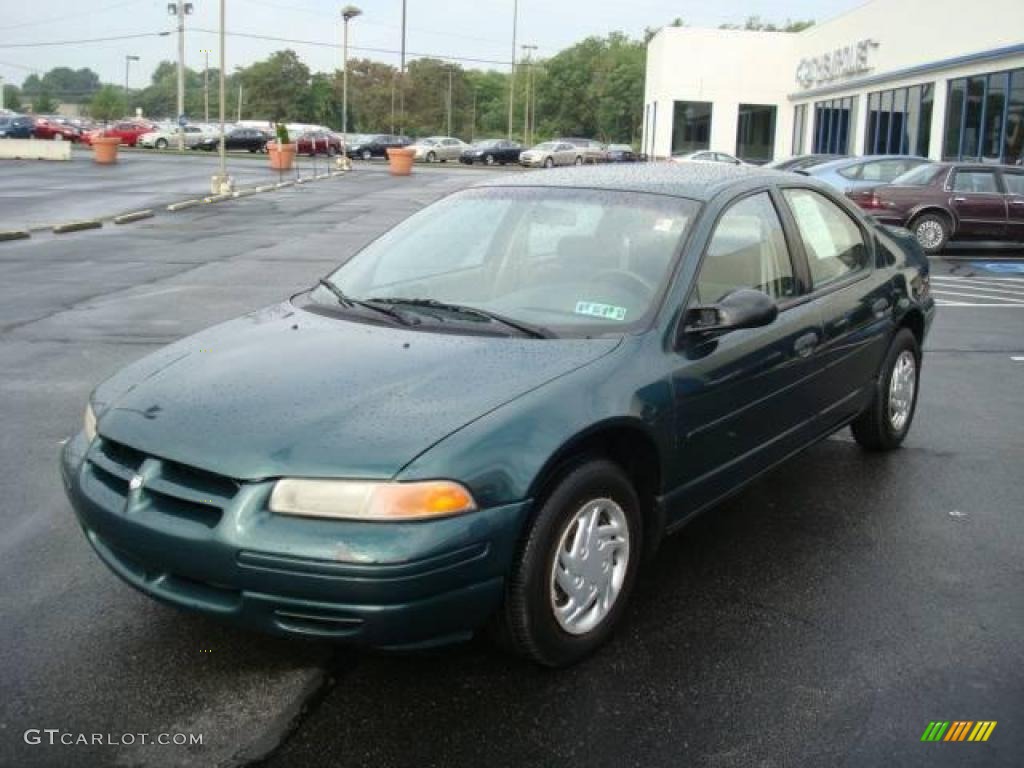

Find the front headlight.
xmin=269 ymin=479 xmax=477 ymax=521
xmin=83 ymin=402 xmax=97 ymax=443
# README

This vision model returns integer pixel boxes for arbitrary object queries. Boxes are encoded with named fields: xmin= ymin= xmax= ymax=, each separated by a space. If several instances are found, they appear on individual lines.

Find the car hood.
xmin=93 ymin=301 xmax=621 ymax=481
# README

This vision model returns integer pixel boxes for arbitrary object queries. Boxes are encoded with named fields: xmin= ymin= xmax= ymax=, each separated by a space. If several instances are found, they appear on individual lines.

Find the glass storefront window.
xmin=671 ymin=101 xmax=712 ymax=155
xmin=792 ymin=104 xmax=807 ymax=155
xmin=812 ymin=97 xmax=854 ymax=154
xmin=736 ymin=104 xmax=776 ymax=164
xmin=865 ymin=84 xmax=933 ymax=156
xmin=945 ymin=67 xmax=1024 ymax=164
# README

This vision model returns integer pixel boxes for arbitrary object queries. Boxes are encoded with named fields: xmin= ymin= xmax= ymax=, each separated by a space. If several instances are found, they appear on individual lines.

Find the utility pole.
xmin=520 ymin=45 xmax=536 ymax=146
xmin=399 ymin=0 xmax=406 ymax=134
xmin=200 ymin=49 xmax=211 ymax=122
xmin=507 ymin=0 xmax=518 ymax=139
xmin=237 ymin=83 xmax=243 ymax=122
xmin=168 ymin=2 xmax=193 ymax=150
xmin=446 ymin=64 xmax=453 ymax=137
xmin=214 ymin=0 xmax=230 ymax=193
xmin=470 ymin=88 xmax=477 ymax=142
xmin=0 ymin=76 xmax=4 ymax=112
xmin=341 ymin=5 xmax=362 ymax=163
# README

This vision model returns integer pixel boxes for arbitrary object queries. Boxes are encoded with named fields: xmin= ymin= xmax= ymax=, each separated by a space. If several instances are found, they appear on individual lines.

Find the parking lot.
xmin=0 ymin=155 xmax=1021 ymax=768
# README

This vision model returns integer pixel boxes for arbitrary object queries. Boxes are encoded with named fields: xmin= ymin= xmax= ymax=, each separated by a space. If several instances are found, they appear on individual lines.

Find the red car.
xmin=295 ymin=131 xmax=342 ymax=156
xmin=82 ymin=120 xmax=157 ymax=147
xmin=32 ymin=117 xmax=81 ymax=142
xmin=848 ymin=162 xmax=1024 ymax=253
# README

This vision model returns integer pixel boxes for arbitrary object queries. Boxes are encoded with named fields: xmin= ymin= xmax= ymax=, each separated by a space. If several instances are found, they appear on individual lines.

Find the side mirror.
xmin=679 ymin=288 xmax=778 ymax=343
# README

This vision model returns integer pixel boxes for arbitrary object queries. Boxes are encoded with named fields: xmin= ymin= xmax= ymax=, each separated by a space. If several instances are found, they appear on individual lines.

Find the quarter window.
xmin=695 ymin=193 xmax=795 ymax=304
xmin=1003 ymin=172 xmax=1024 ymax=195
xmin=952 ymin=170 xmax=998 ymax=193
xmin=783 ymin=189 xmax=867 ymax=289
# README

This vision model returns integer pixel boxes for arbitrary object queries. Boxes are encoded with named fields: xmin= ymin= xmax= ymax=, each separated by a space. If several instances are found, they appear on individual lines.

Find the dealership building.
xmin=642 ymin=0 xmax=1024 ymax=166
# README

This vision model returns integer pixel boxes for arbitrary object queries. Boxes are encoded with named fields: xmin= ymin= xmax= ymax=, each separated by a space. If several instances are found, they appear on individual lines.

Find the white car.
xmin=138 ymin=124 xmax=220 ymax=149
xmin=671 ymin=150 xmax=744 ymax=165
xmin=411 ymin=136 xmax=468 ymax=163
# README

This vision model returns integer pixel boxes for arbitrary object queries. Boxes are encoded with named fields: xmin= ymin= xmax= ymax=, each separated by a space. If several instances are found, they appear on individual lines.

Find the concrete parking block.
xmin=113 ymin=210 xmax=155 ymax=225
xmin=0 ymin=229 xmax=30 ymax=242
xmin=52 ymin=220 xmax=102 ymax=234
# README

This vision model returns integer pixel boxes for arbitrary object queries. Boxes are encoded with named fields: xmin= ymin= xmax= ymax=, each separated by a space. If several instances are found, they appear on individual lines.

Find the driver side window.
xmin=695 ymin=192 xmax=796 ymax=305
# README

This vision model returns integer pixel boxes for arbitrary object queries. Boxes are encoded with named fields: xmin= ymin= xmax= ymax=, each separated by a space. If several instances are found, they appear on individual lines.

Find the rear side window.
xmin=1004 ymin=172 xmax=1024 ymax=195
xmin=695 ymin=192 xmax=796 ymax=304
xmin=783 ymin=189 xmax=868 ymax=289
xmin=953 ymin=170 xmax=998 ymax=193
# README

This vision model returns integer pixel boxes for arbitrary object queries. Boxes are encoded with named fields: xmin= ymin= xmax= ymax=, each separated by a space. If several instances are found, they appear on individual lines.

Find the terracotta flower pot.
xmin=268 ymin=142 xmax=297 ymax=171
xmin=386 ymin=147 xmax=416 ymax=176
xmin=92 ymin=137 xmax=121 ymax=165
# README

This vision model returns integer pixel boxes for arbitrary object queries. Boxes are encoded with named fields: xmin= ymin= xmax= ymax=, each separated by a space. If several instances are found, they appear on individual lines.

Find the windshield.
xmin=415 ymin=138 xmax=439 ymax=145
xmin=318 ymin=187 xmax=698 ymax=337
xmin=475 ymin=140 xmax=500 ymax=148
xmin=532 ymin=142 xmax=556 ymax=151
xmin=892 ymin=163 xmax=944 ymax=186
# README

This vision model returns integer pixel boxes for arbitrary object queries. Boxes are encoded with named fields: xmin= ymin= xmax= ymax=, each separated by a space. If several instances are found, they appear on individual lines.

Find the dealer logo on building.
xmin=796 ymin=39 xmax=879 ymax=88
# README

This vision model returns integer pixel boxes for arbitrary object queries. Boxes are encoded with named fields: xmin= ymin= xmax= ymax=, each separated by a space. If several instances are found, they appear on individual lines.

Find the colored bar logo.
xmin=921 ymin=721 xmax=997 ymax=742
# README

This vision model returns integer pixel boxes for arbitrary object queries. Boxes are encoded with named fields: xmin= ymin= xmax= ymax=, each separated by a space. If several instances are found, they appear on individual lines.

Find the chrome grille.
xmin=85 ymin=438 xmax=239 ymax=529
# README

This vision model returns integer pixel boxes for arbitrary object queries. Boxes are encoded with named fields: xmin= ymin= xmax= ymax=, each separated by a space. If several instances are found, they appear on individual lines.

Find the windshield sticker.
xmin=653 ymin=218 xmax=675 ymax=232
xmin=575 ymin=301 xmax=627 ymax=321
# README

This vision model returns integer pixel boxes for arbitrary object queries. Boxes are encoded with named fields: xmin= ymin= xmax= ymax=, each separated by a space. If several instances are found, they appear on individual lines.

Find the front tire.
xmin=574 ymin=155 xmax=584 ymax=166
xmin=543 ymin=157 xmax=554 ymax=168
xmin=851 ymin=328 xmax=921 ymax=451
xmin=155 ymin=138 xmax=168 ymax=149
xmin=501 ymin=459 xmax=642 ymax=667
xmin=484 ymin=154 xmax=495 ymax=166
xmin=361 ymin=149 xmax=372 ymax=161
xmin=911 ymin=213 xmax=950 ymax=254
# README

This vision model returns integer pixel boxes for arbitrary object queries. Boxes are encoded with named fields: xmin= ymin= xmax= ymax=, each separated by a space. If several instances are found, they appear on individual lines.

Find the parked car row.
xmin=766 ymin=152 xmax=1024 ymax=252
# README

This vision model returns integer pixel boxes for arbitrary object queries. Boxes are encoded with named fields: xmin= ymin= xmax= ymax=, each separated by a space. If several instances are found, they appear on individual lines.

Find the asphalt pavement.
xmin=0 ymin=154 xmax=1021 ymax=768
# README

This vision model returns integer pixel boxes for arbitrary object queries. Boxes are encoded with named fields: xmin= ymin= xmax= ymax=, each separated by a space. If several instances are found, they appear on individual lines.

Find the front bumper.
xmin=61 ymin=432 xmax=530 ymax=648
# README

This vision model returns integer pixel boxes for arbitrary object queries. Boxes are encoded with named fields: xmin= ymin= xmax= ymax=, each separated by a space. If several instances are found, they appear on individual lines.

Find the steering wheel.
xmin=589 ymin=269 xmax=656 ymax=299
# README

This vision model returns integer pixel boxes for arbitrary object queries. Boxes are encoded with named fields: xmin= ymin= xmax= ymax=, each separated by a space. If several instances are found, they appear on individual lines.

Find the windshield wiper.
xmin=366 ymin=297 xmax=553 ymax=339
xmin=317 ymin=278 xmax=418 ymax=326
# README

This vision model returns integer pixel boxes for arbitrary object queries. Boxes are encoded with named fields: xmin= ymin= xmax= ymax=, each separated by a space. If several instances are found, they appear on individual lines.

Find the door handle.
xmin=952 ymin=196 xmax=967 ymax=202
xmin=793 ymin=332 xmax=819 ymax=358
xmin=1010 ymin=200 xmax=1024 ymax=206
xmin=872 ymin=297 xmax=891 ymax=316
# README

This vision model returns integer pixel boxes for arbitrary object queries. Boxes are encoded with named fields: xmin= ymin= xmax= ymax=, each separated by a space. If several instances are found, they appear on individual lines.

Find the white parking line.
xmin=929 ymin=275 xmax=1024 ymax=306
xmin=932 ymin=289 xmax=1024 ymax=303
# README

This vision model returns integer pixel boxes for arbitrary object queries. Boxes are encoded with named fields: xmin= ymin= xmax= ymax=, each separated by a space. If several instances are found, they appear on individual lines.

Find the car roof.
xmin=807 ymin=154 xmax=926 ymax=172
xmin=474 ymin=162 xmax=796 ymax=201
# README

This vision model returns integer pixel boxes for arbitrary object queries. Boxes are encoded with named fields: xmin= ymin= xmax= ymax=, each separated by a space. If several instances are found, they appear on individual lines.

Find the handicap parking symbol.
xmin=970 ymin=261 xmax=1024 ymax=274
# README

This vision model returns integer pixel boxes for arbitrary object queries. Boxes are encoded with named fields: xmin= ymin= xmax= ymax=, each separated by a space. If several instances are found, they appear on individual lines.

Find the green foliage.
xmin=88 ymin=85 xmax=123 ymax=122
xmin=32 ymin=89 xmax=59 ymax=114
xmin=3 ymin=84 xmax=23 ymax=111
xmin=21 ymin=67 xmax=100 ymax=104
xmin=719 ymin=16 xmax=814 ymax=32
xmin=275 ymin=122 xmax=290 ymax=145
xmin=238 ymin=50 xmax=310 ymax=122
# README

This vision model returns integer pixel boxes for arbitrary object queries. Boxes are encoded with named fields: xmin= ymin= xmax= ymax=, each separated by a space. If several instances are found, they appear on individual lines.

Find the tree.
xmin=33 ymin=89 xmax=58 ymax=113
xmin=89 ymin=85 xmax=123 ymax=122
xmin=719 ymin=16 xmax=814 ymax=32
xmin=2 ymin=84 xmax=22 ymax=111
xmin=237 ymin=50 xmax=310 ymax=122
xmin=22 ymin=67 xmax=101 ymax=105
xmin=346 ymin=57 xmax=399 ymax=132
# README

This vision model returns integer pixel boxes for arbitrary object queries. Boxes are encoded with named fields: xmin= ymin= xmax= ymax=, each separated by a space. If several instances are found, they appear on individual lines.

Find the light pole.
xmin=470 ymin=88 xmax=477 ymax=142
xmin=216 ymin=0 xmax=229 ymax=191
xmin=1 ymin=76 xmax=5 ymax=112
xmin=168 ymin=2 xmax=193 ymax=150
xmin=124 ymin=55 xmax=139 ymax=116
xmin=341 ymin=5 xmax=361 ymax=165
xmin=507 ymin=0 xmax=518 ymax=139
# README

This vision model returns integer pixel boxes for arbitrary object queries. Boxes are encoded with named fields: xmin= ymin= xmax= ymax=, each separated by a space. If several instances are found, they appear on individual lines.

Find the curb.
xmin=167 ymin=199 xmax=202 ymax=212
xmin=53 ymin=220 xmax=102 ymax=234
xmin=113 ymin=209 xmax=155 ymax=225
xmin=0 ymin=229 xmax=31 ymax=242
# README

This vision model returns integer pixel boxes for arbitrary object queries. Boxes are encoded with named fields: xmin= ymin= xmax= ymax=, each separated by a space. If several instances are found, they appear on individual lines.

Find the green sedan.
xmin=60 ymin=164 xmax=935 ymax=666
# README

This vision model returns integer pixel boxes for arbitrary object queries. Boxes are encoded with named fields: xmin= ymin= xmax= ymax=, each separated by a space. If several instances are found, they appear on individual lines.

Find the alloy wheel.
xmin=915 ymin=220 xmax=944 ymax=250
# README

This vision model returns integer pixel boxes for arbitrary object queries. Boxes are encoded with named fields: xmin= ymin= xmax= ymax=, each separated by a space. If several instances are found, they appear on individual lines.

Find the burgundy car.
xmin=849 ymin=162 xmax=1024 ymax=253
xmin=295 ymin=131 xmax=341 ymax=156
xmin=32 ymin=117 xmax=81 ymax=142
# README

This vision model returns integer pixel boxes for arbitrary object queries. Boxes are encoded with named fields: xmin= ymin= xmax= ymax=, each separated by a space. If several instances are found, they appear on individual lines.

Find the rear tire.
xmin=851 ymin=328 xmax=921 ymax=451
xmin=543 ymin=157 xmax=554 ymax=169
xmin=155 ymin=138 xmax=168 ymax=149
xmin=910 ymin=213 xmax=950 ymax=254
xmin=361 ymin=149 xmax=372 ymax=161
xmin=574 ymin=156 xmax=584 ymax=166
xmin=500 ymin=458 xmax=642 ymax=667
xmin=484 ymin=154 xmax=495 ymax=166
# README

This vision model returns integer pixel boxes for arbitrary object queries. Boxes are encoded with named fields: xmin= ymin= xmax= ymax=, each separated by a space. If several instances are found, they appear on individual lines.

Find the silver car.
xmin=671 ymin=150 xmax=744 ymax=165
xmin=798 ymin=154 xmax=930 ymax=193
xmin=412 ymin=136 xmax=468 ymax=163
xmin=519 ymin=141 xmax=584 ymax=168
xmin=138 ymin=124 xmax=217 ymax=149
xmin=558 ymin=138 xmax=609 ymax=163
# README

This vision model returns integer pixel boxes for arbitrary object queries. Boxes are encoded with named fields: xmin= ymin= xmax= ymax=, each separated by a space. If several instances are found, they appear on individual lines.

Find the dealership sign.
xmin=796 ymin=40 xmax=878 ymax=88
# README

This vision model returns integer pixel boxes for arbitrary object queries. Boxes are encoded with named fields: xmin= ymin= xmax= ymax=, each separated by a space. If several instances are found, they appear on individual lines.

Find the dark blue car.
xmin=0 ymin=115 xmax=35 ymax=139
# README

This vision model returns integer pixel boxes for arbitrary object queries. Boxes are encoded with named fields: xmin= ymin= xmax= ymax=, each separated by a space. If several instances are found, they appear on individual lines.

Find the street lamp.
xmin=124 ymin=55 xmax=140 ymax=116
xmin=507 ymin=0 xmax=518 ymax=139
xmin=341 ymin=5 xmax=362 ymax=166
xmin=167 ymin=2 xmax=194 ymax=150
xmin=520 ymin=44 xmax=537 ymax=146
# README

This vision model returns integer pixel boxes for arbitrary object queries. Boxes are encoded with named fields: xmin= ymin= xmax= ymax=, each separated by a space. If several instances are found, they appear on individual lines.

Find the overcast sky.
xmin=0 ymin=0 xmax=865 ymax=91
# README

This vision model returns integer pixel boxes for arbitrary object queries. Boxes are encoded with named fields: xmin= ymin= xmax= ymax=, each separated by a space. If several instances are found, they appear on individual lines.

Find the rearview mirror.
xmin=679 ymin=288 xmax=778 ymax=342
